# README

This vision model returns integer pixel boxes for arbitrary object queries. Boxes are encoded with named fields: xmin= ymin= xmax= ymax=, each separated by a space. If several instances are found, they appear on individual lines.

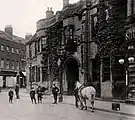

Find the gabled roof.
xmin=0 ymin=30 xmax=25 ymax=45
xmin=25 ymin=33 xmax=37 ymax=45
xmin=0 ymin=30 xmax=12 ymax=40
xmin=13 ymin=35 xmax=25 ymax=44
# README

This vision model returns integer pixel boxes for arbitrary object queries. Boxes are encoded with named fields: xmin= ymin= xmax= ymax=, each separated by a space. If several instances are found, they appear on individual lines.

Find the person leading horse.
xmin=75 ymin=81 xmax=96 ymax=112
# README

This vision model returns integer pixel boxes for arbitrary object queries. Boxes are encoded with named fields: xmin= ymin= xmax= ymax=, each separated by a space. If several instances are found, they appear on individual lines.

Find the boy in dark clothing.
xmin=30 ymin=87 xmax=37 ymax=104
xmin=52 ymin=83 xmax=59 ymax=104
xmin=8 ymin=88 xmax=14 ymax=103
xmin=15 ymin=84 xmax=20 ymax=99
xmin=36 ymin=86 xmax=43 ymax=103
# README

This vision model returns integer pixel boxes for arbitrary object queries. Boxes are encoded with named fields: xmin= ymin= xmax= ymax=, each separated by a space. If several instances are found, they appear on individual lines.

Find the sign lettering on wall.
xmin=126 ymin=28 xmax=135 ymax=40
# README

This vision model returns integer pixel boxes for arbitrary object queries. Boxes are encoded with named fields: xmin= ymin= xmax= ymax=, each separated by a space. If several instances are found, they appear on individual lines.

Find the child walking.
xmin=8 ymin=88 xmax=14 ymax=104
xmin=30 ymin=87 xmax=37 ymax=104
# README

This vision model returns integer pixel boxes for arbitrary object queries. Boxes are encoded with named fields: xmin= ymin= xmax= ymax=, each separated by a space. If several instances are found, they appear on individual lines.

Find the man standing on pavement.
xmin=15 ymin=84 xmax=20 ymax=99
xmin=52 ymin=83 xmax=59 ymax=104
xmin=36 ymin=86 xmax=43 ymax=103
xmin=8 ymin=88 xmax=14 ymax=104
xmin=30 ymin=87 xmax=37 ymax=104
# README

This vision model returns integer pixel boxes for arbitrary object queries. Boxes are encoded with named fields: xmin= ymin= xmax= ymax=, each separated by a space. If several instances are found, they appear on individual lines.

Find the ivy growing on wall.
xmin=94 ymin=0 xmax=127 ymax=56
xmin=41 ymin=21 xmax=63 ymax=81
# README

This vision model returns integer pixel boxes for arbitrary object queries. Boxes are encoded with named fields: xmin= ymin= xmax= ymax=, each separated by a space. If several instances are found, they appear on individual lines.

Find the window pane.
xmin=1 ymin=58 xmax=4 ymax=68
xmin=16 ymin=61 xmax=19 ymax=70
xmin=7 ymin=46 xmax=9 ymax=52
xmin=6 ymin=60 xmax=9 ymax=69
xmin=12 ymin=60 xmax=14 ymax=69
xmin=12 ymin=48 xmax=14 ymax=53
xmin=16 ymin=49 xmax=19 ymax=54
xmin=1 ymin=45 xmax=4 ymax=51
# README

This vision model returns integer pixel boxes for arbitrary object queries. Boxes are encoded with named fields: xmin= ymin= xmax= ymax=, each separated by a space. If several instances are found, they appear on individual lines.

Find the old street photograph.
xmin=0 ymin=0 xmax=135 ymax=120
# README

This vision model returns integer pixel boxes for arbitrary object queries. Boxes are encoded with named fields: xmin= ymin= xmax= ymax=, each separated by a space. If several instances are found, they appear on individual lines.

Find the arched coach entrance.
xmin=63 ymin=57 xmax=79 ymax=95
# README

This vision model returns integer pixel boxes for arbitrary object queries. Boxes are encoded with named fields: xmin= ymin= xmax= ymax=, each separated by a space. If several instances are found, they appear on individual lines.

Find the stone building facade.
xmin=26 ymin=0 xmax=135 ymax=100
xmin=125 ymin=0 xmax=135 ymax=99
xmin=0 ymin=25 xmax=26 ymax=88
xmin=26 ymin=0 xmax=100 ymax=95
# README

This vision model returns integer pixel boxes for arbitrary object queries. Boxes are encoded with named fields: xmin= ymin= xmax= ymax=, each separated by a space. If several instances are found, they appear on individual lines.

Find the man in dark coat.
xmin=52 ymin=83 xmax=59 ymax=104
xmin=15 ymin=84 xmax=19 ymax=99
xmin=74 ymin=87 xmax=79 ymax=108
xmin=8 ymin=88 xmax=14 ymax=103
xmin=30 ymin=87 xmax=37 ymax=104
xmin=36 ymin=86 xmax=43 ymax=103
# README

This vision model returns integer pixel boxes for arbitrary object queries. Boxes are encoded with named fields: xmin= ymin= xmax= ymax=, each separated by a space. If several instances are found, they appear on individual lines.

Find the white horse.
xmin=75 ymin=81 xmax=96 ymax=112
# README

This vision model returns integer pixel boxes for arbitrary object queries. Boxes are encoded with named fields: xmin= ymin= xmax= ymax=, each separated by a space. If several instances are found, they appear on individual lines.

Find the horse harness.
xmin=78 ymin=85 xmax=85 ymax=99
xmin=78 ymin=85 xmax=95 ymax=101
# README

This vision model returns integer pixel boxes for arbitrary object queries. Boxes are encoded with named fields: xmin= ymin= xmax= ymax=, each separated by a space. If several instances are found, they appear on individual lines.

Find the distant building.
xmin=0 ymin=25 xmax=26 ymax=88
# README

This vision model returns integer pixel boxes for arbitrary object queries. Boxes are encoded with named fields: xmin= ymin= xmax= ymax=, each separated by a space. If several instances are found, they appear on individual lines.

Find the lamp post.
xmin=119 ymin=56 xmax=135 ymax=99
xmin=57 ymin=58 xmax=63 ymax=102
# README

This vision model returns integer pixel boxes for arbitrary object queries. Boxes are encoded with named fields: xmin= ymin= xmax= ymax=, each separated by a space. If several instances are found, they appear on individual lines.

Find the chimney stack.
xmin=5 ymin=25 xmax=13 ymax=36
xmin=46 ymin=7 xmax=54 ymax=19
xmin=25 ymin=33 xmax=32 ymax=40
xmin=63 ymin=0 xmax=69 ymax=8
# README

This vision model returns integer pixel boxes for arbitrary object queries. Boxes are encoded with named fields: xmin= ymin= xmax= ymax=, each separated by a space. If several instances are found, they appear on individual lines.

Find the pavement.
xmin=17 ymin=88 xmax=135 ymax=118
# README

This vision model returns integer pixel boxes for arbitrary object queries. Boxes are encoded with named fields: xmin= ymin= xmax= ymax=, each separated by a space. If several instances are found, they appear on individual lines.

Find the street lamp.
xmin=57 ymin=58 xmax=63 ymax=102
xmin=119 ymin=56 xmax=135 ymax=99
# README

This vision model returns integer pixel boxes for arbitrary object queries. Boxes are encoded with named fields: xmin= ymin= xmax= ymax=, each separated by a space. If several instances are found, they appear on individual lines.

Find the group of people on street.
xmin=8 ymin=84 xmax=20 ymax=104
xmin=8 ymin=81 xmax=79 ymax=106
xmin=30 ymin=83 xmax=59 ymax=104
xmin=30 ymin=86 xmax=44 ymax=104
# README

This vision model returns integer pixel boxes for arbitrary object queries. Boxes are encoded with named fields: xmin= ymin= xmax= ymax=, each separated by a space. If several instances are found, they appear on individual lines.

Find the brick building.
xmin=0 ymin=25 xmax=26 ymax=88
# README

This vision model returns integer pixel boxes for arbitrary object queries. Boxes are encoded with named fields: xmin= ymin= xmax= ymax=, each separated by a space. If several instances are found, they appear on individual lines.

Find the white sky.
xmin=0 ymin=0 xmax=79 ymax=38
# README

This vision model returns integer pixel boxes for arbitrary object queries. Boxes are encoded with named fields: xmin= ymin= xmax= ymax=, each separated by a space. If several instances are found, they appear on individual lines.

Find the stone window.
xmin=12 ymin=48 xmax=14 ymax=53
xmin=1 ymin=45 xmax=4 ymax=51
xmin=11 ymin=60 xmax=15 ymax=69
xmin=37 ymin=67 xmax=40 ymax=82
xmin=6 ymin=59 xmax=9 ymax=69
xmin=37 ymin=40 xmax=40 ymax=53
xmin=7 ymin=46 xmax=9 ymax=52
xmin=16 ymin=49 xmax=19 ymax=54
xmin=1 ymin=58 xmax=4 ymax=68
xmin=41 ymin=37 xmax=47 ymax=51
xmin=16 ymin=61 xmax=19 ymax=70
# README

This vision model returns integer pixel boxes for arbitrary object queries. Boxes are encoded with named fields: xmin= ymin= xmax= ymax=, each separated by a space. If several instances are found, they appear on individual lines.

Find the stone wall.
xmin=101 ymin=81 xmax=112 ymax=98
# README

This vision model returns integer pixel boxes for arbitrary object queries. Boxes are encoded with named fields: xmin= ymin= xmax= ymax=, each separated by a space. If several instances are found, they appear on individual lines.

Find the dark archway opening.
xmin=66 ymin=59 xmax=79 ymax=95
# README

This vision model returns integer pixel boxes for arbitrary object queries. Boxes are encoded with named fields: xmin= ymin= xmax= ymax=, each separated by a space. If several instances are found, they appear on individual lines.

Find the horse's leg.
xmin=80 ymin=98 xmax=84 ymax=110
xmin=84 ymin=99 xmax=87 ymax=110
xmin=91 ymin=94 xmax=95 ymax=112
xmin=91 ymin=100 xmax=94 ymax=112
